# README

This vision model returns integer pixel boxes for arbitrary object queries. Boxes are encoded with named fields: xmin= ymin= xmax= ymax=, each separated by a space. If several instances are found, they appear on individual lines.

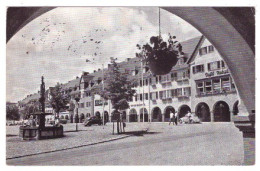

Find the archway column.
xmin=162 ymin=113 xmax=165 ymax=122
xmin=210 ymin=111 xmax=214 ymax=122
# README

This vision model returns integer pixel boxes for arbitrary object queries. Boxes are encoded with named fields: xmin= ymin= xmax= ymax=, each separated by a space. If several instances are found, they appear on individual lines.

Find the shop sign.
xmin=205 ymin=69 xmax=229 ymax=78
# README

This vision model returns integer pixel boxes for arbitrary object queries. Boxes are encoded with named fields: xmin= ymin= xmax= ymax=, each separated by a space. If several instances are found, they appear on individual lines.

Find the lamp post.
xmin=75 ymin=97 xmax=80 ymax=132
xmin=141 ymin=60 xmax=145 ymax=123
xmin=102 ymin=64 xmax=105 ymax=129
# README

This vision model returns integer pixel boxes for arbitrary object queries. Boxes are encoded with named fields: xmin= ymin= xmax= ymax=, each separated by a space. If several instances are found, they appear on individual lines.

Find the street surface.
xmin=7 ymin=122 xmax=244 ymax=165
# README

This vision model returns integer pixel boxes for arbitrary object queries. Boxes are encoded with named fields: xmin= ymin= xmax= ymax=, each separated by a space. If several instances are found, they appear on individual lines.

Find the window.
xmin=158 ymin=76 xmax=162 ymax=82
xmin=183 ymin=87 xmax=191 ymax=96
xmin=171 ymin=72 xmax=177 ymax=81
xmin=177 ymin=88 xmax=182 ymax=96
xmin=132 ymin=69 xmax=138 ymax=76
xmin=208 ymin=60 xmax=225 ymax=71
xmin=208 ymin=45 xmax=214 ymax=53
xmin=159 ymin=91 xmax=163 ymax=99
xmin=192 ymin=64 xmax=204 ymax=74
xmin=166 ymin=90 xmax=172 ymax=98
xmin=199 ymin=47 xmax=207 ymax=56
xmin=170 ymin=89 xmax=176 ymax=97
xmin=145 ymin=79 xmax=148 ymax=86
xmin=139 ymin=80 xmax=142 ymax=87
xmin=145 ymin=93 xmax=148 ymax=100
xmin=221 ymin=77 xmax=231 ymax=92
xmin=212 ymin=79 xmax=221 ymax=93
xmin=155 ymin=76 xmax=158 ymax=83
xmin=151 ymin=92 xmax=157 ymax=100
xmin=135 ymin=95 xmax=137 ymax=101
xmin=140 ymin=94 xmax=143 ymax=101
xmin=197 ymin=82 xmax=204 ymax=95
xmin=205 ymin=80 xmax=212 ymax=93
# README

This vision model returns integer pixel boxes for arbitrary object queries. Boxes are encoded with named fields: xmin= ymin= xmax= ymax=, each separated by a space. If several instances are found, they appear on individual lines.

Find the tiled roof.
xmin=20 ymin=93 xmax=40 ymax=104
xmin=19 ymin=36 xmax=203 ymax=102
xmin=61 ymin=77 xmax=81 ymax=90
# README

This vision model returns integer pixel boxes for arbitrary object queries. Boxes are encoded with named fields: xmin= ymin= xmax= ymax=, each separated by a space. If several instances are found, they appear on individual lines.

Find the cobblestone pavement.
xmin=6 ymin=122 xmax=149 ymax=159
xmin=7 ymin=122 xmax=244 ymax=165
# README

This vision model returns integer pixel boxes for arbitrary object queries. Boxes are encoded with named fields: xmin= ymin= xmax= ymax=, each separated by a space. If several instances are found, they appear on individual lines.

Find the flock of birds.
xmin=21 ymin=17 xmax=149 ymax=63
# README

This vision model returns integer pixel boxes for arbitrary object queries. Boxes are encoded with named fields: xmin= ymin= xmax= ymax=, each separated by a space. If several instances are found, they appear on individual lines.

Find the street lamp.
xmin=74 ymin=97 xmax=80 ymax=132
xmin=102 ymin=64 xmax=105 ymax=129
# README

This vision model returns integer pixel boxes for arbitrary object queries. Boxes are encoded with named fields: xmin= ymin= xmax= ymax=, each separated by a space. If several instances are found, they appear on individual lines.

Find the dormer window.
xmin=199 ymin=47 xmax=208 ymax=56
xmin=132 ymin=69 xmax=139 ymax=76
xmin=143 ymin=67 xmax=149 ymax=73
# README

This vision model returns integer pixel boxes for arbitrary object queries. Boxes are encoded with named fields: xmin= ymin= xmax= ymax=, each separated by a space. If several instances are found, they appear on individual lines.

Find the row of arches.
xmin=128 ymin=100 xmax=239 ymax=122
xmin=69 ymin=100 xmax=239 ymax=123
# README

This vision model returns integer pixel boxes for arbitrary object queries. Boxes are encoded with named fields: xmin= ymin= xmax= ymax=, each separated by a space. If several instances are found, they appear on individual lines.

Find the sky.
xmin=6 ymin=7 xmax=201 ymax=103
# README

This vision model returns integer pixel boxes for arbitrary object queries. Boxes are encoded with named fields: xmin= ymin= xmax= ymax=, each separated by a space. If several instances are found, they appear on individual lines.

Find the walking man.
xmin=174 ymin=111 xmax=178 ymax=125
xmin=169 ymin=111 xmax=175 ymax=125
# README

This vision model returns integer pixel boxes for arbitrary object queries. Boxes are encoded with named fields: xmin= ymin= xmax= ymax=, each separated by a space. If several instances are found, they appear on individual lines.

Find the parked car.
xmin=84 ymin=116 xmax=102 ymax=126
xmin=179 ymin=113 xmax=201 ymax=124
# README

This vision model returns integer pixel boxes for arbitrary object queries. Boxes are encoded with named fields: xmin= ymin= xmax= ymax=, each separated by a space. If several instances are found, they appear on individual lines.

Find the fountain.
xmin=19 ymin=76 xmax=63 ymax=140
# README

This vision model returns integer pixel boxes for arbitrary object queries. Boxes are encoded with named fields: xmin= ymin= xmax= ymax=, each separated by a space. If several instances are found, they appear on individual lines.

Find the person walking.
xmin=187 ymin=111 xmax=192 ymax=124
xmin=169 ymin=111 xmax=175 ymax=125
xmin=174 ymin=111 xmax=178 ymax=125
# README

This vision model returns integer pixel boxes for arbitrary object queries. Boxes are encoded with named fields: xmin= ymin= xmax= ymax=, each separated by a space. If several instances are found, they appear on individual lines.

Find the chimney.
xmin=126 ymin=58 xmax=131 ymax=62
xmin=94 ymin=70 xmax=96 ymax=73
xmin=98 ymin=68 xmax=101 ymax=71
xmin=76 ymin=76 xmax=79 ymax=79
xmin=107 ymin=64 xmax=111 ymax=68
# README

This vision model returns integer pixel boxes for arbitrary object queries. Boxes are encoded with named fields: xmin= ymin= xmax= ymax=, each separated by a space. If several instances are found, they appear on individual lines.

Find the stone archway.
xmin=164 ymin=106 xmax=175 ymax=122
xmin=140 ymin=108 xmax=148 ymax=122
xmin=6 ymin=7 xmax=254 ymax=119
xmin=213 ymin=101 xmax=230 ymax=122
xmin=178 ymin=105 xmax=191 ymax=119
xmin=111 ymin=110 xmax=120 ymax=122
xmin=152 ymin=107 xmax=162 ymax=122
xmin=129 ymin=109 xmax=138 ymax=122
xmin=79 ymin=113 xmax=85 ymax=123
xmin=195 ymin=102 xmax=211 ymax=122
xmin=95 ymin=111 xmax=101 ymax=119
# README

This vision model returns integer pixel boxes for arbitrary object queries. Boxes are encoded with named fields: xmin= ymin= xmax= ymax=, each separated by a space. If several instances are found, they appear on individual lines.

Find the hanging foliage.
xmin=136 ymin=34 xmax=183 ymax=75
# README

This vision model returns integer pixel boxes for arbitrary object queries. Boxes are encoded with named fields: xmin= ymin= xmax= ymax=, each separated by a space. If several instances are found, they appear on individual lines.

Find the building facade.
xmin=19 ymin=35 xmax=248 ymax=123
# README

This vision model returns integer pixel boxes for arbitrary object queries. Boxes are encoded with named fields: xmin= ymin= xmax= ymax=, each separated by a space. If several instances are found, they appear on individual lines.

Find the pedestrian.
xmin=174 ymin=111 xmax=178 ymax=125
xmin=187 ymin=111 xmax=192 ymax=124
xmin=169 ymin=111 xmax=175 ymax=125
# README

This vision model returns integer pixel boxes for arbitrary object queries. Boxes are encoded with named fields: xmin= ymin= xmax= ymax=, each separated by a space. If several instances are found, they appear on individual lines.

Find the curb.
xmin=6 ymin=127 xmax=149 ymax=160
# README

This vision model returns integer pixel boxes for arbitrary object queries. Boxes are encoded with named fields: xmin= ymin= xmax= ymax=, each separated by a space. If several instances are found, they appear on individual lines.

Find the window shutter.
xmin=208 ymin=63 xmax=211 ymax=71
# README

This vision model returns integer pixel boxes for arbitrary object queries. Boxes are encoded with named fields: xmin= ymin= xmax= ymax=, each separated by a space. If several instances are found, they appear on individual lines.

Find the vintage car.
xmin=84 ymin=116 xmax=102 ymax=126
xmin=179 ymin=113 xmax=201 ymax=124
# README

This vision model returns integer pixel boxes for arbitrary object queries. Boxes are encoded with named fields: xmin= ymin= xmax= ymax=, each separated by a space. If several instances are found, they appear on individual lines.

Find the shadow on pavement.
xmin=120 ymin=130 xmax=160 ymax=136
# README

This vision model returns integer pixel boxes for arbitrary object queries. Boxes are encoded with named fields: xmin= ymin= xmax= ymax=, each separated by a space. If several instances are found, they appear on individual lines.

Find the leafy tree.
xmin=19 ymin=100 xmax=40 ymax=119
xmin=6 ymin=103 xmax=20 ymax=120
xmin=103 ymin=59 xmax=136 ymax=112
xmin=50 ymin=83 xmax=70 ymax=117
